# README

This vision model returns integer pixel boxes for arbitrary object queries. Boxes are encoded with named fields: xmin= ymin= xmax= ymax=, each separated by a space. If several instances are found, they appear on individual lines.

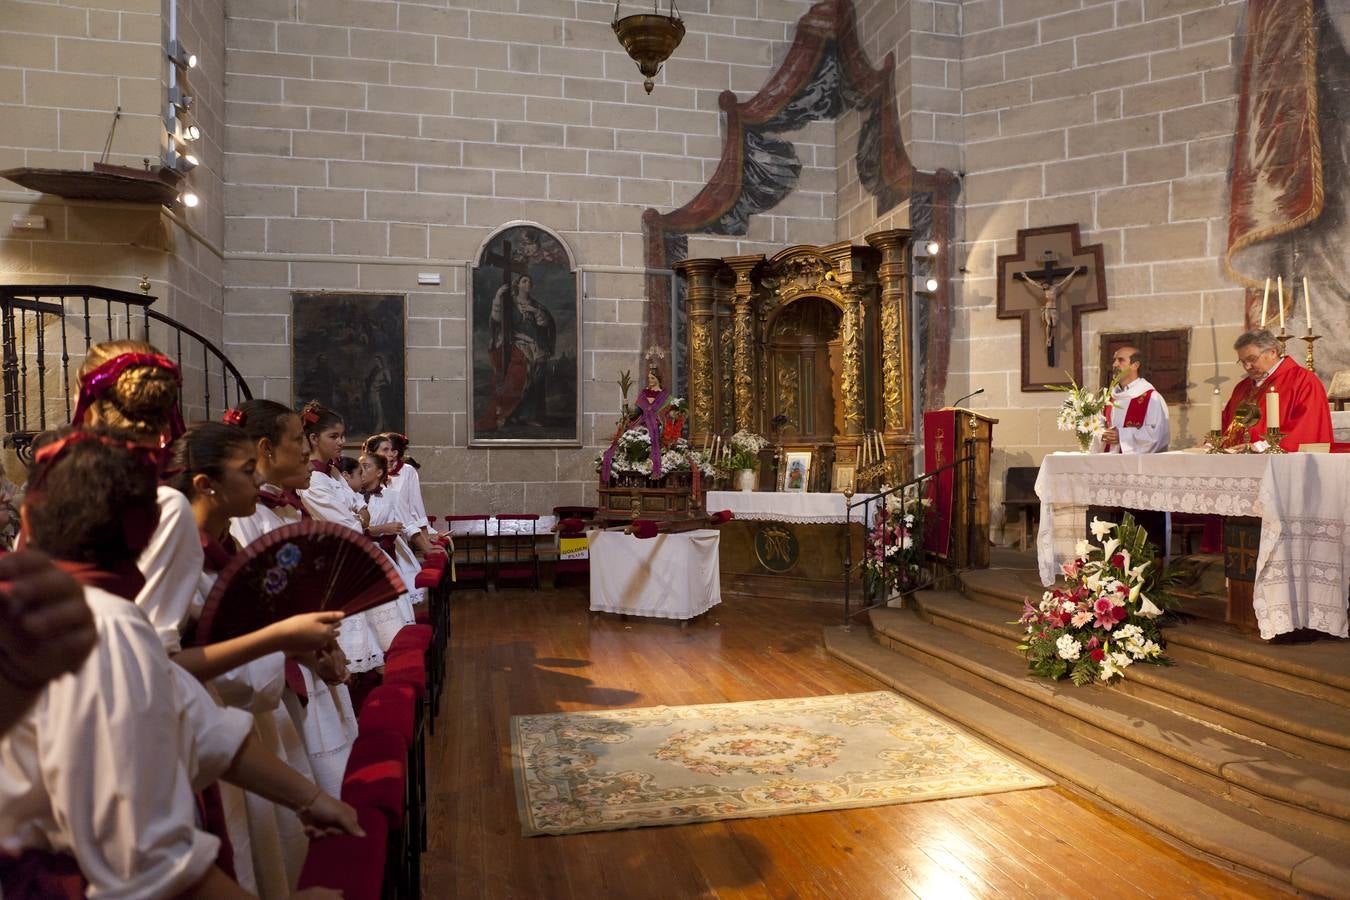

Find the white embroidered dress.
xmin=0 ymin=585 xmax=253 ymax=899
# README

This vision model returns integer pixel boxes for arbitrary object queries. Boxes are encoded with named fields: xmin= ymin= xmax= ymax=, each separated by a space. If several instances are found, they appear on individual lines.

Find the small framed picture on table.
xmin=831 ymin=461 xmax=856 ymax=493
xmin=781 ymin=450 xmax=812 ymax=493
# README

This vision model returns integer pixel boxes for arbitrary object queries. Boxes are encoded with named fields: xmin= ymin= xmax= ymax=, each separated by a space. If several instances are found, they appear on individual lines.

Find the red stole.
xmin=1222 ymin=359 xmax=1333 ymax=450
xmin=53 ymin=559 xmax=146 ymax=601
xmin=1102 ymin=390 xmax=1154 ymax=452
xmin=258 ymin=483 xmax=308 ymax=517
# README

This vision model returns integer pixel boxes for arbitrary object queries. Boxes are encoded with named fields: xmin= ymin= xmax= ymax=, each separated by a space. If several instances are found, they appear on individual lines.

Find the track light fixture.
xmin=179 ymin=191 xmax=199 ymax=208
xmin=168 ymin=86 xmax=193 ymax=112
xmin=167 ymin=40 xmax=197 ymax=70
xmin=174 ymin=153 xmax=199 ymax=173
xmin=924 ymin=277 xmax=940 ymax=292
xmin=926 ymin=240 xmax=941 ymax=256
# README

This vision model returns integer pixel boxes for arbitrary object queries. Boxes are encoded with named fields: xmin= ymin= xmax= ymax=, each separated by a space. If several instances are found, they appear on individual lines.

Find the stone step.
xmin=867 ymin=605 xmax=1350 ymax=844
xmin=824 ymin=625 xmax=1350 ymax=898
xmin=915 ymin=590 xmax=1350 ymax=763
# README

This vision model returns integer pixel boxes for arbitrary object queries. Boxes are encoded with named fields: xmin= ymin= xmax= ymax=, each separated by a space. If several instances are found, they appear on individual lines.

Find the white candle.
xmin=1277 ymin=276 xmax=1285 ymax=329
xmin=879 ymin=433 xmax=887 ymax=459
xmin=1209 ymin=389 xmax=1221 ymax=432
xmin=1303 ymin=276 xmax=1313 ymax=333
xmin=1266 ymin=391 xmax=1280 ymax=431
xmin=861 ymin=434 xmax=870 ymax=466
xmin=1261 ymin=277 xmax=1270 ymax=327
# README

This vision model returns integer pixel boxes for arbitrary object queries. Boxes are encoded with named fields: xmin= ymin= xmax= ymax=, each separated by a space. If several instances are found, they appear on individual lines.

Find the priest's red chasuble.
xmin=1222 ymin=360 xmax=1332 ymax=450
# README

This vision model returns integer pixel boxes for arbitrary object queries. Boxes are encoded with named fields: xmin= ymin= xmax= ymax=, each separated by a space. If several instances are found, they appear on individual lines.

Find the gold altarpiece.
xmin=674 ymin=229 xmax=916 ymax=486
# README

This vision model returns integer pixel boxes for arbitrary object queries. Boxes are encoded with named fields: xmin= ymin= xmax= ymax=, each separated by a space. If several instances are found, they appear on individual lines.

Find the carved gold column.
xmin=866 ymin=229 xmax=914 ymax=438
xmin=673 ymin=258 xmax=723 ymax=444
xmin=839 ymin=284 xmax=865 ymax=436
xmin=723 ymin=254 xmax=763 ymax=433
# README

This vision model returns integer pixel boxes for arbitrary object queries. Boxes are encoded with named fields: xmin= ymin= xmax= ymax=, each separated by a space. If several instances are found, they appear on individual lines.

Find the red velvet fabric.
xmin=296 ymin=806 xmax=389 ymax=900
xmin=341 ymin=732 xmax=407 ymax=825
xmin=389 ymin=624 xmax=432 ymax=653
xmin=414 ymin=570 xmax=441 ymax=589
xmin=358 ymin=683 xmax=417 ymax=746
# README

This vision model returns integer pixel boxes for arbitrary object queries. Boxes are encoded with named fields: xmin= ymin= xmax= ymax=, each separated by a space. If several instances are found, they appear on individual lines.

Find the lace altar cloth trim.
xmin=705 ymin=491 xmax=877 ymax=525
xmin=1035 ymin=452 xmax=1350 ymax=640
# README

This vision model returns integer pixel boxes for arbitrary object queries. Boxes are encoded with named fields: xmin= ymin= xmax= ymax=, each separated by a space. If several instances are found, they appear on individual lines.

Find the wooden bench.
xmin=1002 ymin=466 xmax=1039 ymax=551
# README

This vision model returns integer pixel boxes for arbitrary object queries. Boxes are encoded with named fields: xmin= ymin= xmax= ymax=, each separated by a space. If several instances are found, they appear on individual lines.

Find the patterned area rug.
xmin=510 ymin=691 xmax=1052 ymax=836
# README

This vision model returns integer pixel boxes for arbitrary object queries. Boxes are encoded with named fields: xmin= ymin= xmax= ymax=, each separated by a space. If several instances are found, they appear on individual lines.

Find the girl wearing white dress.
xmin=171 ymin=420 xmax=345 ymax=896
xmin=298 ymin=402 xmax=415 ymax=670
xmin=365 ymin=432 xmax=433 ymax=555
xmin=228 ymin=399 xmax=359 ymax=800
xmin=1 ymin=427 xmax=359 ymax=898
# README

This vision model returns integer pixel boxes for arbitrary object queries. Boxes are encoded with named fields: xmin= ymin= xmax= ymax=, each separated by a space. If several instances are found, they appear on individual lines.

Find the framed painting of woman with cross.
xmin=468 ymin=222 xmax=582 ymax=447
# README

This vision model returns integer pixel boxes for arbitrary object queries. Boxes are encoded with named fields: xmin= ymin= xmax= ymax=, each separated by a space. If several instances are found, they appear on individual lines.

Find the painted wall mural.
xmin=1227 ymin=0 xmax=1350 ymax=378
xmin=641 ymin=0 xmax=960 ymax=405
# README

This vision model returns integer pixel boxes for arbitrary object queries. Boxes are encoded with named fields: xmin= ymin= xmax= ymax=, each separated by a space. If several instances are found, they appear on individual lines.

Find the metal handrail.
xmin=2 ymin=284 xmax=252 ymax=456
xmin=842 ymin=453 xmax=975 ymax=626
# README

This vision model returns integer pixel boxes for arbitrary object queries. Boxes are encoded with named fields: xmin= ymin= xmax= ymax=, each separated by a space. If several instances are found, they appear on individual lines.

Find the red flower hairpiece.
xmin=301 ymin=409 xmax=320 ymax=425
xmin=222 ymin=408 xmax=244 ymax=426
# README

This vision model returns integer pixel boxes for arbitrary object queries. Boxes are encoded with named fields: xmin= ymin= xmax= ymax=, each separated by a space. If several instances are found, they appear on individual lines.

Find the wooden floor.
xmin=426 ymin=586 xmax=1284 ymax=899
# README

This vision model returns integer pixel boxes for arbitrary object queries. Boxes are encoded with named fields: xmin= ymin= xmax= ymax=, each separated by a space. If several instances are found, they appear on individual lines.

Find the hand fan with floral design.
xmin=193 ymin=520 xmax=403 ymax=645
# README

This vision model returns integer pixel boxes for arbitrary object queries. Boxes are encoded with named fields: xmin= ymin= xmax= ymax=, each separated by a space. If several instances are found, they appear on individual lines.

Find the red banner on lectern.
xmin=923 ymin=409 xmax=957 ymax=556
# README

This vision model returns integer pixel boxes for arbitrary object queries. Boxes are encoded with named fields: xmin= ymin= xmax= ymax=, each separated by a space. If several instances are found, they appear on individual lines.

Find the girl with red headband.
xmin=170 ymin=422 xmax=348 ymax=895
xmin=1 ymin=428 xmax=360 ymax=898
xmin=299 ymin=403 xmax=416 ymax=672
xmin=364 ymin=431 xmax=433 ymax=555
xmin=226 ymin=400 xmax=358 ymax=801
xmin=73 ymin=340 xmax=201 ymax=655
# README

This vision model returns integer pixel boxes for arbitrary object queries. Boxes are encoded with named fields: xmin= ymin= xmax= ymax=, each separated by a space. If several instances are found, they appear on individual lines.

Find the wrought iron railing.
xmin=1 ymin=284 xmax=252 ymax=457
xmin=841 ymin=453 xmax=975 ymax=625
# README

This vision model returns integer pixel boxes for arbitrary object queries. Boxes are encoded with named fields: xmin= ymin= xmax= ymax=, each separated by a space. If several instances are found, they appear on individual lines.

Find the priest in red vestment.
xmin=1221 ymin=329 xmax=1333 ymax=451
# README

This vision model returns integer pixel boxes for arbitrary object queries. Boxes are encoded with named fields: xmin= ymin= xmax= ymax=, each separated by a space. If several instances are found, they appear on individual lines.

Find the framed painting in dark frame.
xmin=292 ymin=292 xmax=405 ymax=444
xmin=468 ymin=222 xmax=581 ymax=447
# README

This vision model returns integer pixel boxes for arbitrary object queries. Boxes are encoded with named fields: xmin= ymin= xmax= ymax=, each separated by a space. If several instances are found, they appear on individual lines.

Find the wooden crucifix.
xmin=996 ymin=224 xmax=1107 ymax=392
xmin=1013 ymin=254 xmax=1084 ymax=367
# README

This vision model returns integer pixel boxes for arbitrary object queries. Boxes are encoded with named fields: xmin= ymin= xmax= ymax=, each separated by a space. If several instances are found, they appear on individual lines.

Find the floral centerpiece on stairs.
xmin=862 ymin=485 xmax=931 ymax=601
xmin=1049 ymin=372 xmax=1120 ymax=452
xmin=1019 ymin=513 xmax=1173 ymax=685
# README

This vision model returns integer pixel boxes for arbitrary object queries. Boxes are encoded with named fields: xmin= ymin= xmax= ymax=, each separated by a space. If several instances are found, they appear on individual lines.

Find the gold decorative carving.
xmin=774 ymin=355 xmax=799 ymax=432
xmin=839 ymin=289 xmax=864 ymax=434
xmin=762 ymin=255 xmax=832 ymax=298
xmin=689 ymin=315 xmax=715 ymax=430
xmin=880 ymin=298 xmax=902 ymax=433
xmin=718 ymin=321 xmax=735 ymax=433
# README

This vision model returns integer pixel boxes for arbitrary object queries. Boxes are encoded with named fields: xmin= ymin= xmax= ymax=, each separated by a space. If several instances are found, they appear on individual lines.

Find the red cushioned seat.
xmin=341 ymin=732 xmax=407 ymax=827
xmin=413 ymin=607 xmax=430 ymax=625
xmin=296 ymin=806 xmax=388 ymax=900
xmin=389 ymin=624 xmax=432 ymax=653
xmin=359 ymin=683 xmax=417 ymax=747
xmin=414 ymin=569 xmax=441 ymax=590
xmin=383 ymin=656 xmax=426 ymax=699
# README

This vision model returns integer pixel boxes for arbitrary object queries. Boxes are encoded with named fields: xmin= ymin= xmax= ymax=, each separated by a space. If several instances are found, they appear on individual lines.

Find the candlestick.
xmin=1263 ymin=427 xmax=1287 ymax=454
xmin=1303 ymin=276 xmax=1312 ymax=333
xmin=1302 ymin=332 xmax=1322 ymax=372
xmin=1261 ymin=277 xmax=1270 ymax=326
xmin=1266 ymin=390 xmax=1280 ymax=431
xmin=879 ymin=432 xmax=887 ymax=459
xmin=1276 ymin=275 xmax=1285 ymax=330
xmin=861 ymin=434 xmax=870 ymax=466
xmin=1276 ymin=329 xmax=1292 ymax=358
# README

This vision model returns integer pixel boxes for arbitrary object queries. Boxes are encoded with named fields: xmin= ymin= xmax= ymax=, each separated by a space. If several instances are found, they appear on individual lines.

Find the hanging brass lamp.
xmin=612 ymin=0 xmax=685 ymax=94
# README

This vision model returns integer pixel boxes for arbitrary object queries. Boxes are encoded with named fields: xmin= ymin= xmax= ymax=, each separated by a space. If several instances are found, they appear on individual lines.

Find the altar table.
xmin=588 ymin=528 xmax=721 ymax=620
xmin=1036 ymin=452 xmax=1350 ymax=640
xmin=705 ymin=490 xmax=877 ymax=525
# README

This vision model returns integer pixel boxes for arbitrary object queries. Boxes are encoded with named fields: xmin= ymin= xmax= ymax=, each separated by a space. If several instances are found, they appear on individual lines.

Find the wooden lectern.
xmin=925 ymin=407 xmax=997 ymax=569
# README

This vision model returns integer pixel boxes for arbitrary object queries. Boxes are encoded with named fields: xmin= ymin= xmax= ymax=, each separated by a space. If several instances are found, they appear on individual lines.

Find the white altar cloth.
xmin=1036 ymin=452 xmax=1350 ymax=640
xmin=442 ymin=515 xmax=558 ymax=537
xmin=706 ymin=490 xmax=877 ymax=525
xmin=588 ymin=528 xmax=721 ymax=620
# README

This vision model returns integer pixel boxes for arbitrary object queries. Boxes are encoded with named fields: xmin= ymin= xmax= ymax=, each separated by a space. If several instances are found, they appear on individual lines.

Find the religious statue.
xmin=598 ymin=365 xmax=692 ymax=485
xmin=1014 ymin=265 xmax=1085 ymax=366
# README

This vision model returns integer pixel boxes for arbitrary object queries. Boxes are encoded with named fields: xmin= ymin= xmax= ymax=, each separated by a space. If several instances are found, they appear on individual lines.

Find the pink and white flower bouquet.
xmin=1019 ymin=513 xmax=1173 ymax=684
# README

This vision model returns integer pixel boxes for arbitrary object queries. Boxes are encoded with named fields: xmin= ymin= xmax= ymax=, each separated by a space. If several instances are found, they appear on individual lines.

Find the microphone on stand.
xmin=950 ymin=387 xmax=984 ymax=408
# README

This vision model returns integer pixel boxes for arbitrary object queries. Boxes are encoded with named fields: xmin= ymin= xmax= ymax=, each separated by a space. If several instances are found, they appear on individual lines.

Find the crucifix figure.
xmin=1014 ymin=255 xmax=1085 ymax=367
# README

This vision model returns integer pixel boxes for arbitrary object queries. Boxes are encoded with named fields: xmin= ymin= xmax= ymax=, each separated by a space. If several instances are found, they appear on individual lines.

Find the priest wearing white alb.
xmin=1092 ymin=346 xmax=1170 ymax=454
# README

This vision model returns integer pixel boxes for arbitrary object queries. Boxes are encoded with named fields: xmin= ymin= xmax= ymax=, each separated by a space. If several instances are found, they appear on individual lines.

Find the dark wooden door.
xmin=1099 ymin=329 xmax=1189 ymax=404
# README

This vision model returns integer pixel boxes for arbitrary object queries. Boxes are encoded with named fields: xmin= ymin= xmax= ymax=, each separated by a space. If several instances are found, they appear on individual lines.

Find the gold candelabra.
xmin=1302 ymin=332 xmax=1322 ymax=371
xmin=1275 ymin=326 xmax=1292 ymax=358
xmin=1263 ymin=427 xmax=1287 ymax=453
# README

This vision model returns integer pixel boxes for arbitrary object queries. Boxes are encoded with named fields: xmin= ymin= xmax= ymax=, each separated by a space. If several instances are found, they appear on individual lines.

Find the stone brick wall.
xmin=0 ymin=0 xmax=228 ymax=437
xmin=220 ymin=0 xmax=837 ymax=514
xmin=952 ymin=0 xmax=1249 ymax=542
